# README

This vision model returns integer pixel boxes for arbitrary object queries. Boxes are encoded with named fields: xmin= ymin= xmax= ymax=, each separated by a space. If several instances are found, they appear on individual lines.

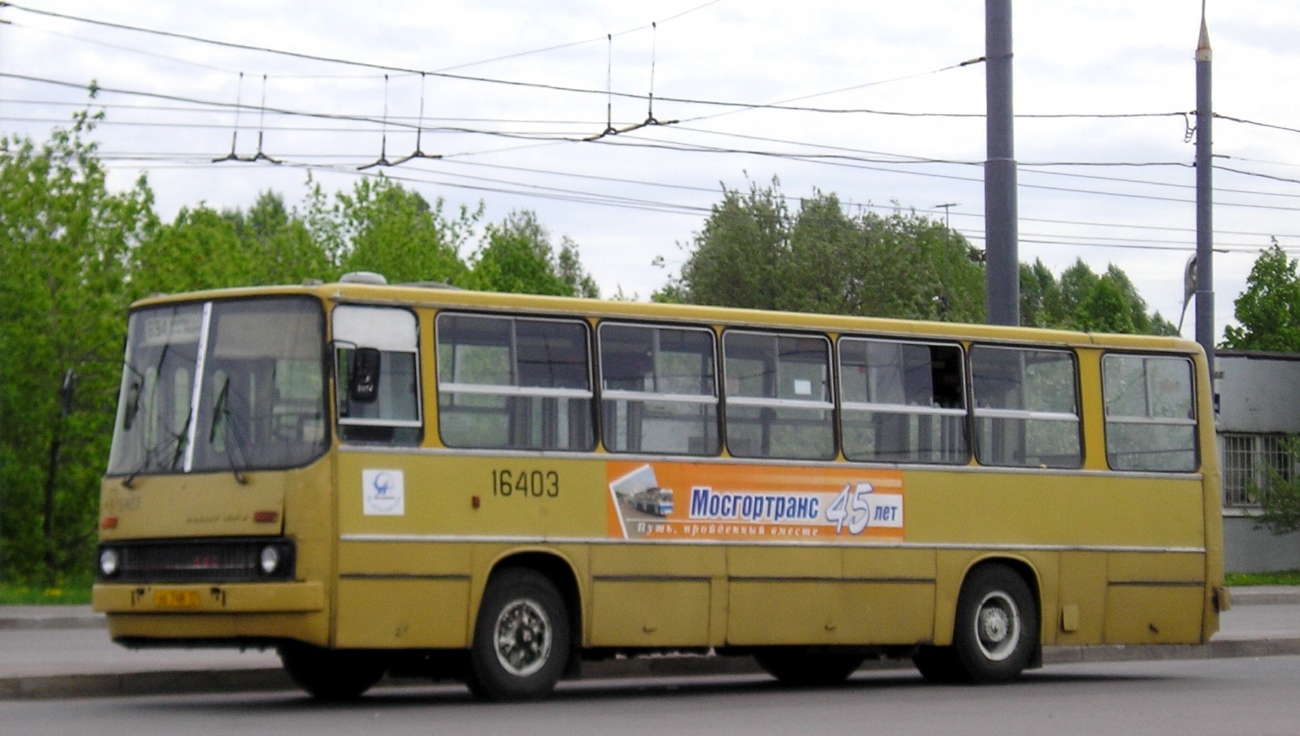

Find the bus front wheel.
xmin=279 ymin=642 xmax=386 ymax=701
xmin=466 ymin=568 xmax=571 ymax=701
xmin=951 ymin=565 xmax=1037 ymax=684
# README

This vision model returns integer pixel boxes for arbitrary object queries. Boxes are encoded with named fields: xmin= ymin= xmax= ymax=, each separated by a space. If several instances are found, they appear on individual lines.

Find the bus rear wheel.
xmin=754 ymin=650 xmax=864 ymax=687
xmin=279 ymin=642 xmax=386 ymax=701
xmin=951 ymin=565 xmax=1037 ymax=684
xmin=466 ymin=568 xmax=571 ymax=701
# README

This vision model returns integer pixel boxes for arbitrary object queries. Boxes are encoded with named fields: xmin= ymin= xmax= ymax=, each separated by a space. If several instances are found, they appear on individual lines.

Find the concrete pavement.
xmin=1 ymin=587 xmax=1297 ymax=700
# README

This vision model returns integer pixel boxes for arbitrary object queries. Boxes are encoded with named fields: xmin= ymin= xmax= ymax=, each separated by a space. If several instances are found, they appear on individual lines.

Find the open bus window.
xmin=839 ymin=338 xmax=968 ymax=464
xmin=436 ymin=313 xmax=594 ymax=451
xmin=971 ymin=346 xmax=1081 ymax=469
xmin=333 ymin=305 xmax=422 ymax=445
xmin=723 ymin=330 xmax=834 ymax=461
xmin=599 ymin=323 xmax=719 ymax=456
xmin=1103 ymin=354 xmax=1197 ymax=472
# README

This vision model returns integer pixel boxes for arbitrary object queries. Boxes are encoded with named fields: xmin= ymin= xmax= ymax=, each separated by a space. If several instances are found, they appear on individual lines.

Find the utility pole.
xmin=936 ymin=203 xmax=959 ymax=241
xmin=985 ymin=0 xmax=1019 ymax=326
xmin=935 ymin=203 xmax=959 ymax=317
xmin=1195 ymin=3 xmax=1216 ymax=377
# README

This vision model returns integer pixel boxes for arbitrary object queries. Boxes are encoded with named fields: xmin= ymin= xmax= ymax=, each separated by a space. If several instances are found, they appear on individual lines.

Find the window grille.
xmin=1222 ymin=433 xmax=1295 ymax=507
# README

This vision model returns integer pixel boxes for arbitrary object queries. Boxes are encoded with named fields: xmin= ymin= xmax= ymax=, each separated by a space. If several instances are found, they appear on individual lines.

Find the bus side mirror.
xmin=350 ymin=347 xmax=381 ymax=403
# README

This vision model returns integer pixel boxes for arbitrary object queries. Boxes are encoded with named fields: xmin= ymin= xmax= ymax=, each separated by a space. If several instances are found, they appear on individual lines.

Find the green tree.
xmin=679 ymin=179 xmax=789 ymax=311
xmin=128 ymin=205 xmax=251 ymax=298
xmin=1020 ymin=259 xmax=1064 ymax=328
xmin=1250 ymin=438 xmax=1300 ymax=536
xmin=468 ymin=210 xmax=599 ymax=297
xmin=0 ymin=115 xmax=155 ymax=582
xmin=1048 ymin=259 xmax=1177 ymax=335
xmin=133 ymin=191 xmax=332 ymax=297
xmin=1074 ymin=275 xmax=1138 ymax=333
xmin=231 ymin=191 xmax=329 ymax=285
xmin=674 ymin=179 xmax=984 ymax=321
xmin=855 ymin=209 xmax=985 ymax=322
xmin=305 ymin=175 xmax=477 ymax=285
xmin=1223 ymin=241 xmax=1300 ymax=351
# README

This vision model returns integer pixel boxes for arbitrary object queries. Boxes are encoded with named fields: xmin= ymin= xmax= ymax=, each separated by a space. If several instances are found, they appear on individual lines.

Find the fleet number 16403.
xmin=492 ymin=469 xmax=560 ymax=498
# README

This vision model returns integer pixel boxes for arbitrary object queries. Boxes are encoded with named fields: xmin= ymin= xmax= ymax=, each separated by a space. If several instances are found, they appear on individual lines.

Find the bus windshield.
xmin=106 ymin=296 xmax=327 ymax=477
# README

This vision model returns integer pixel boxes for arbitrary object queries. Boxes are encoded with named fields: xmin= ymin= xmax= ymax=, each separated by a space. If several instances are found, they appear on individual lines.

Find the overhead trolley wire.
xmin=0 ymin=3 xmax=1200 ymax=121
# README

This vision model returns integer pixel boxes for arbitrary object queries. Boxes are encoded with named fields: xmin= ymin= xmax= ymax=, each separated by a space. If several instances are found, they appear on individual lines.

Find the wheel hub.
xmin=980 ymin=607 xmax=1009 ymax=643
xmin=974 ymin=591 xmax=1020 ymax=662
xmin=494 ymin=599 xmax=552 ymax=677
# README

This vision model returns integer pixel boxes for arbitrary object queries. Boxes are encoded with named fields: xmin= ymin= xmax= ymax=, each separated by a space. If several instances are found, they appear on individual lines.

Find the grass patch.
xmin=0 ymin=576 xmax=94 ymax=605
xmin=1225 ymin=569 xmax=1300 ymax=587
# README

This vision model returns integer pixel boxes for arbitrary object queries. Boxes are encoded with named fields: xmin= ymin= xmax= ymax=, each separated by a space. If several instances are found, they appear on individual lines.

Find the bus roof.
xmin=129 ymin=279 xmax=1203 ymax=355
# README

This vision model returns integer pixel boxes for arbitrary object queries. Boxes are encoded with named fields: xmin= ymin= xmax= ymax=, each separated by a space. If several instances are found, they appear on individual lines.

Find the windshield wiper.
xmin=122 ymin=420 xmax=189 ymax=489
xmin=209 ymin=376 xmax=249 ymax=485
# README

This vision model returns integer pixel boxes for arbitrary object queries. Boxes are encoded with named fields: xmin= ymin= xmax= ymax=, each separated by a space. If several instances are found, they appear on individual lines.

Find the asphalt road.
xmin=1 ymin=655 xmax=1298 ymax=736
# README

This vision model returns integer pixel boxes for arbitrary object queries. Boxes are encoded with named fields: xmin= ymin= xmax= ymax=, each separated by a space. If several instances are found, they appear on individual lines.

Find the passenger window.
xmin=1103 ymin=354 xmax=1197 ymax=471
xmin=599 ymin=323 xmax=719 ymax=455
xmin=333 ymin=305 xmax=422 ymax=445
xmin=723 ymin=331 xmax=834 ymax=460
xmin=840 ymin=338 xmax=968 ymax=464
xmin=971 ymin=346 xmax=1081 ymax=468
xmin=437 ymin=313 xmax=594 ymax=451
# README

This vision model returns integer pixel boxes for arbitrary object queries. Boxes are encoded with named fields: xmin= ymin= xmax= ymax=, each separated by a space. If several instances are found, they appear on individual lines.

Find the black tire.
xmin=754 ymin=650 xmax=863 ymax=687
xmin=466 ymin=568 xmax=571 ymax=701
xmin=911 ymin=645 xmax=968 ymax=684
xmin=279 ymin=642 xmax=386 ymax=701
xmin=951 ymin=565 xmax=1038 ymax=684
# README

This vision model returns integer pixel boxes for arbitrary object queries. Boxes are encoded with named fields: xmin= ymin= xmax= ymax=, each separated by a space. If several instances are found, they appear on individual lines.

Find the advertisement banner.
xmin=606 ymin=461 xmax=904 ymax=543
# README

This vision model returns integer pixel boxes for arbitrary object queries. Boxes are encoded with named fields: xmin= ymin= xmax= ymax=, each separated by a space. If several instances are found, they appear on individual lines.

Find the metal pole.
xmin=1195 ymin=8 xmax=1216 ymax=376
xmin=936 ymin=203 xmax=959 ymax=318
xmin=985 ymin=0 xmax=1019 ymax=326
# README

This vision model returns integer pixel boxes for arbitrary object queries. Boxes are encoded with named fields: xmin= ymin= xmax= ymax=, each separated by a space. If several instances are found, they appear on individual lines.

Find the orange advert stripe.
xmin=606 ymin=461 xmax=904 ymax=544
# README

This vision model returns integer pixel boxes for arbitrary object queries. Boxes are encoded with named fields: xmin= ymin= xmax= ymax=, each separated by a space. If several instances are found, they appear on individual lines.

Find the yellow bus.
xmin=93 ymin=274 xmax=1226 ymax=700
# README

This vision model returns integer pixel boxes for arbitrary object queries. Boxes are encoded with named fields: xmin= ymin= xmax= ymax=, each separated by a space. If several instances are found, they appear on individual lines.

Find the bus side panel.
xmin=839 ymin=547 xmax=936 ymax=644
xmin=726 ymin=546 xmax=843 ymax=645
xmin=1103 ymin=551 xmax=1206 ymax=645
xmin=334 ymin=541 xmax=473 ymax=648
xmin=335 ymin=578 xmax=470 ymax=648
xmin=1055 ymin=552 xmax=1107 ymax=645
xmin=588 ymin=543 xmax=722 ymax=647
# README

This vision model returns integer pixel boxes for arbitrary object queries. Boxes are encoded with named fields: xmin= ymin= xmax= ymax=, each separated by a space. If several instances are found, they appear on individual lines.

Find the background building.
xmin=1217 ymin=350 xmax=1300 ymax=572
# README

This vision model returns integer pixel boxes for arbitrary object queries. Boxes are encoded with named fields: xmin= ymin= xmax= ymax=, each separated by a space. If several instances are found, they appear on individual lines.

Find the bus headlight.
xmin=260 ymin=545 xmax=282 ymax=575
xmin=99 ymin=548 xmax=120 ymax=577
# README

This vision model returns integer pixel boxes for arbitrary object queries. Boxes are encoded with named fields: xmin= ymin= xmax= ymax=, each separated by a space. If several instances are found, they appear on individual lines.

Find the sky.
xmin=3 ymin=0 xmax=1300 ymax=341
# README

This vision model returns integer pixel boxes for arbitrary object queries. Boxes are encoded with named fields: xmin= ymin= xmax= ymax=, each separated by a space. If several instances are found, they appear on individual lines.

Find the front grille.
xmin=99 ymin=538 xmax=295 ymax=583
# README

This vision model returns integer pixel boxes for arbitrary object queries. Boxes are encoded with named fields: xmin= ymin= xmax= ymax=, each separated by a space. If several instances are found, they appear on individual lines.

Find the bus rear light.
xmin=101 ymin=517 xmax=118 ymax=530
xmin=254 ymin=511 xmax=279 ymax=524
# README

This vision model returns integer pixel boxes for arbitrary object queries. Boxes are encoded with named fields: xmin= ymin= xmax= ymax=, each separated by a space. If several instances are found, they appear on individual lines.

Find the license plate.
xmin=153 ymin=590 xmax=201 ymax=609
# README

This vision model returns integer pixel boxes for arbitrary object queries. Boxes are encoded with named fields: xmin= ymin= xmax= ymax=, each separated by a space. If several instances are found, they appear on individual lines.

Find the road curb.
xmin=0 ymin=668 xmax=293 ymax=700
xmin=1045 ymin=637 xmax=1300 ymax=664
xmin=1227 ymin=588 xmax=1300 ymax=606
xmin=3 ymin=637 xmax=1300 ymax=701
xmin=0 ymin=616 xmax=105 ymax=631
xmin=0 ymin=606 xmax=104 ymax=631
